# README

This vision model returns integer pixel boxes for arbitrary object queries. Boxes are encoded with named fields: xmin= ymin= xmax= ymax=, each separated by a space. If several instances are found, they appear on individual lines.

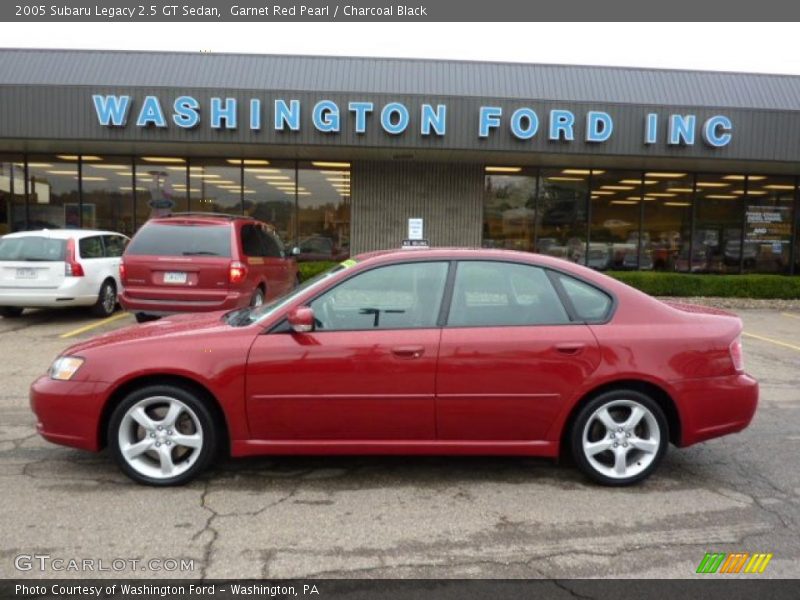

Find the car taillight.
xmin=729 ymin=337 xmax=744 ymax=372
xmin=64 ymin=238 xmax=84 ymax=277
xmin=229 ymin=261 xmax=247 ymax=285
xmin=119 ymin=262 xmax=127 ymax=283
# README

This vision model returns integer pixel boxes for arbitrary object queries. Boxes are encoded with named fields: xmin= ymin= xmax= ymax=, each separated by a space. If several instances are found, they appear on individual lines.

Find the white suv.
xmin=0 ymin=229 xmax=129 ymax=318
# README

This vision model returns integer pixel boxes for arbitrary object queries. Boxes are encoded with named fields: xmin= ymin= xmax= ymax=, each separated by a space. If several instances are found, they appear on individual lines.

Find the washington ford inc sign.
xmin=91 ymin=94 xmax=734 ymax=147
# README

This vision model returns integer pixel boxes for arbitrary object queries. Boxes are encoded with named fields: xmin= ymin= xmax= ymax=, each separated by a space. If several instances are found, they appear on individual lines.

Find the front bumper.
xmin=674 ymin=373 xmax=759 ymax=447
xmin=29 ymin=376 xmax=110 ymax=451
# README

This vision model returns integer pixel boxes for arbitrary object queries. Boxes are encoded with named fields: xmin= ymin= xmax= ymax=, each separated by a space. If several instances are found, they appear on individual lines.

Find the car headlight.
xmin=49 ymin=356 xmax=85 ymax=381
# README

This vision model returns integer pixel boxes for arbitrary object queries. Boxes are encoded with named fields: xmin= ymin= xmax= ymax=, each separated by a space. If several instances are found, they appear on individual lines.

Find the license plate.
xmin=163 ymin=272 xmax=188 ymax=284
xmin=15 ymin=268 xmax=36 ymax=280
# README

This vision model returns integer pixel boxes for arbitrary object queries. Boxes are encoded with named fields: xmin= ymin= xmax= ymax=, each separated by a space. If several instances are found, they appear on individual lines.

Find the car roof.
xmin=2 ymin=229 xmax=128 ymax=240
xmin=146 ymin=213 xmax=266 ymax=227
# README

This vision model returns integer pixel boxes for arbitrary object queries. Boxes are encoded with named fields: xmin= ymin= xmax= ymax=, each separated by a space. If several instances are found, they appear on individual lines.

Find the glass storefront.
xmin=80 ymin=156 xmax=135 ymax=235
xmin=296 ymin=162 xmax=351 ymax=262
xmin=25 ymin=155 xmax=79 ymax=230
xmin=0 ymin=156 xmax=25 ymax=235
xmin=538 ymin=169 xmax=589 ymax=264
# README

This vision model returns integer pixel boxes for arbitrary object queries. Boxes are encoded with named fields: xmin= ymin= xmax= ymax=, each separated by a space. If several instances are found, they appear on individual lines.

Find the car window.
xmin=310 ymin=262 xmax=449 ymax=331
xmin=241 ymin=224 xmax=266 ymax=257
xmin=79 ymin=236 xmax=104 ymax=259
xmin=447 ymin=261 xmax=569 ymax=327
xmin=103 ymin=235 xmax=126 ymax=258
xmin=0 ymin=237 xmax=66 ymax=261
xmin=125 ymin=223 xmax=232 ymax=257
xmin=556 ymin=274 xmax=613 ymax=322
xmin=260 ymin=228 xmax=283 ymax=258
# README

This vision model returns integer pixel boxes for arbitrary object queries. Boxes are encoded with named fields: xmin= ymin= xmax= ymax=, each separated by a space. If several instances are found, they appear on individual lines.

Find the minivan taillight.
xmin=64 ymin=238 xmax=84 ymax=277
xmin=229 ymin=261 xmax=247 ymax=285
xmin=730 ymin=337 xmax=744 ymax=372
xmin=119 ymin=261 xmax=127 ymax=284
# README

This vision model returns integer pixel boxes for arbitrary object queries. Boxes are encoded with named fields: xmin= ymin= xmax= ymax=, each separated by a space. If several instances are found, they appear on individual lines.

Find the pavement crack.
xmin=552 ymin=580 xmax=598 ymax=600
xmin=194 ymin=479 xmax=220 ymax=581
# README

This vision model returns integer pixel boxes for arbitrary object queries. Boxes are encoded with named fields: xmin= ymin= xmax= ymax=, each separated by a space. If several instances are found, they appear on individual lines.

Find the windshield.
xmin=226 ymin=260 xmax=356 ymax=327
xmin=126 ymin=223 xmax=232 ymax=257
xmin=0 ymin=236 xmax=66 ymax=261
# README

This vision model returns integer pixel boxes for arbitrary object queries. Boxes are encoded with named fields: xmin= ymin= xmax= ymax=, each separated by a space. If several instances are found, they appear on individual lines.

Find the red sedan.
xmin=30 ymin=248 xmax=758 ymax=486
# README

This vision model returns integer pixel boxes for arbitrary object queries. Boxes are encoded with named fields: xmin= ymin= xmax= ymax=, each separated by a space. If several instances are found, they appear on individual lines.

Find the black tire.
xmin=250 ymin=286 xmax=265 ymax=308
xmin=134 ymin=312 xmax=160 ymax=324
xmin=108 ymin=384 xmax=218 ymax=486
xmin=570 ymin=389 xmax=669 ymax=486
xmin=0 ymin=307 xmax=23 ymax=318
xmin=91 ymin=280 xmax=117 ymax=318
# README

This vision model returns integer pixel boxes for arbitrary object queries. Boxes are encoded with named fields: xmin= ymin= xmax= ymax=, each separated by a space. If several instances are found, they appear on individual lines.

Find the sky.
xmin=2 ymin=22 xmax=800 ymax=75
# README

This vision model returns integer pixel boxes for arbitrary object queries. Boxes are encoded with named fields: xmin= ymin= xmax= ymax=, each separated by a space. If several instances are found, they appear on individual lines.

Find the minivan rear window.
xmin=0 ymin=237 xmax=66 ymax=261
xmin=126 ymin=223 xmax=232 ymax=257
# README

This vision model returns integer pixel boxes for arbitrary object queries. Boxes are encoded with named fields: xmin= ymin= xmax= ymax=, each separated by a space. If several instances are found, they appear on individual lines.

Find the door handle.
xmin=391 ymin=346 xmax=425 ymax=359
xmin=555 ymin=342 xmax=586 ymax=355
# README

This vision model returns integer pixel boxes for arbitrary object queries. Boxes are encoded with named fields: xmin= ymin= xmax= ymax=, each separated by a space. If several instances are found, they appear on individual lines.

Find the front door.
xmin=246 ymin=261 xmax=451 ymax=440
xmin=436 ymin=261 xmax=602 ymax=441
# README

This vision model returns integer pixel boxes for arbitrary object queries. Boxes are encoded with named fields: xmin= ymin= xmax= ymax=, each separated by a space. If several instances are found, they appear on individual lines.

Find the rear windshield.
xmin=126 ymin=223 xmax=232 ymax=257
xmin=0 ymin=236 xmax=66 ymax=261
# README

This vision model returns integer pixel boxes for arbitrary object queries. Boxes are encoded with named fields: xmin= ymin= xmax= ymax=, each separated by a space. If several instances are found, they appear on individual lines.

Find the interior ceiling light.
xmin=644 ymin=172 xmax=687 ymax=178
xmin=141 ymin=157 xmax=185 ymax=164
xmin=695 ymin=182 xmax=729 ymax=188
xmin=601 ymin=185 xmax=634 ymax=191
xmin=485 ymin=166 xmax=522 ymax=173
xmin=312 ymin=161 xmax=350 ymax=168
xmin=562 ymin=169 xmax=600 ymax=175
xmin=90 ymin=164 xmax=130 ymax=170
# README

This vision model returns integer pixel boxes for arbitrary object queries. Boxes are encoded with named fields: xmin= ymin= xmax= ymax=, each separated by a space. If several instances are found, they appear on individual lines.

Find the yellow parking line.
xmin=781 ymin=312 xmax=800 ymax=320
xmin=742 ymin=331 xmax=800 ymax=353
xmin=59 ymin=312 xmax=132 ymax=339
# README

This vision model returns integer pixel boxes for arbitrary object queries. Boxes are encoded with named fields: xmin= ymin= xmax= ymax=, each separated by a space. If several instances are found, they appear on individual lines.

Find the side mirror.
xmin=287 ymin=306 xmax=314 ymax=333
xmin=291 ymin=246 xmax=301 ymax=256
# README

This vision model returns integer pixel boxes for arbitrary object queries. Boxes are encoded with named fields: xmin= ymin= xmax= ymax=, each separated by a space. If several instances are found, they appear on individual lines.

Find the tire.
xmin=250 ymin=286 xmax=265 ymax=308
xmin=0 ymin=307 xmax=23 ymax=318
xmin=108 ymin=384 xmax=218 ymax=486
xmin=570 ymin=389 xmax=669 ymax=486
xmin=134 ymin=313 xmax=160 ymax=324
xmin=91 ymin=280 xmax=117 ymax=318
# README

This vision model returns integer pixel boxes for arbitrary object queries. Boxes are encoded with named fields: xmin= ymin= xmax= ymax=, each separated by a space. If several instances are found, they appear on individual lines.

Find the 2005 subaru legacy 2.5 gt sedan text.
xmin=30 ymin=248 xmax=758 ymax=486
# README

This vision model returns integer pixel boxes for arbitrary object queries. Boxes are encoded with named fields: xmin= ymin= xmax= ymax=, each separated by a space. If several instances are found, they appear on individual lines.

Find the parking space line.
xmin=742 ymin=331 xmax=800 ymax=353
xmin=59 ymin=312 xmax=132 ymax=339
xmin=781 ymin=312 xmax=800 ymax=320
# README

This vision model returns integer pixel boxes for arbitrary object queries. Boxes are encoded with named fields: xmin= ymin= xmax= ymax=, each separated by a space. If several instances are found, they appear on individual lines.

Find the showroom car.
xmin=0 ymin=229 xmax=128 ymax=318
xmin=30 ymin=248 xmax=758 ymax=486
xmin=119 ymin=213 xmax=299 ymax=322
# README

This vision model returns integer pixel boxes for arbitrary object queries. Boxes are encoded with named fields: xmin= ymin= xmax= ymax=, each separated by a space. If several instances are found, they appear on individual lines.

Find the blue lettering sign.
xmin=348 ymin=102 xmax=374 ymax=134
xmin=274 ymin=99 xmax=300 ymax=131
xmin=479 ymin=106 xmax=502 ymax=138
xmin=549 ymin=110 xmax=575 ymax=141
xmin=644 ymin=113 xmax=658 ymax=145
xmin=586 ymin=111 xmax=613 ymax=142
xmin=510 ymin=108 xmax=539 ymax=140
xmin=210 ymin=97 xmax=237 ymax=129
xmin=136 ymin=96 xmax=167 ymax=128
xmin=313 ymin=100 xmax=340 ymax=133
xmin=702 ymin=115 xmax=733 ymax=147
xmin=250 ymin=99 xmax=261 ymax=130
xmin=92 ymin=94 xmax=131 ymax=127
xmin=421 ymin=104 xmax=447 ymax=136
xmin=668 ymin=114 xmax=696 ymax=145
xmin=381 ymin=102 xmax=409 ymax=135
xmin=172 ymin=96 xmax=200 ymax=129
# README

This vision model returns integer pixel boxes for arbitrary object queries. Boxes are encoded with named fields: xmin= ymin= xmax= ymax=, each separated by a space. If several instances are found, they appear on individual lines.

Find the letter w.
xmin=92 ymin=95 xmax=131 ymax=126
xmin=696 ymin=553 xmax=726 ymax=574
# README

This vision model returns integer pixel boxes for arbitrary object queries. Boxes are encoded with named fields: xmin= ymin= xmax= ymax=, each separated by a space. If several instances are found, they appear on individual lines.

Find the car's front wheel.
xmin=571 ymin=390 xmax=668 ymax=486
xmin=108 ymin=384 xmax=217 ymax=486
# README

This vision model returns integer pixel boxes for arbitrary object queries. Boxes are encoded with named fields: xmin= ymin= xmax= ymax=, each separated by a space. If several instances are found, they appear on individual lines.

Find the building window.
xmin=296 ymin=161 xmax=350 ymax=261
xmin=25 ymin=155 xmax=80 ymax=229
xmin=694 ymin=173 xmax=745 ymax=273
xmin=588 ymin=170 xmax=642 ymax=270
xmin=135 ymin=157 xmax=189 ymax=226
xmin=743 ymin=175 xmax=795 ymax=274
xmin=483 ymin=170 xmax=537 ymax=252
xmin=188 ymin=158 xmax=242 ymax=216
xmin=538 ymin=168 xmax=588 ymax=264
xmin=0 ymin=156 xmax=25 ymax=233
xmin=242 ymin=160 xmax=296 ymax=248
xmin=641 ymin=171 xmax=693 ymax=272
xmin=80 ymin=156 xmax=134 ymax=235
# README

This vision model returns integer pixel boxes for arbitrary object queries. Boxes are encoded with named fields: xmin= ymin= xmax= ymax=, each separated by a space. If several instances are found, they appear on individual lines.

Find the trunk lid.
xmin=0 ymin=236 xmax=66 ymax=289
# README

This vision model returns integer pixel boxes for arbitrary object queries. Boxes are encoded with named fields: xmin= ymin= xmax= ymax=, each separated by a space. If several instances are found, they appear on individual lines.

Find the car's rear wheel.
xmin=108 ymin=385 xmax=217 ymax=486
xmin=0 ymin=307 xmax=23 ymax=318
xmin=571 ymin=390 xmax=668 ymax=486
xmin=91 ymin=280 xmax=117 ymax=318
xmin=250 ymin=286 xmax=265 ymax=308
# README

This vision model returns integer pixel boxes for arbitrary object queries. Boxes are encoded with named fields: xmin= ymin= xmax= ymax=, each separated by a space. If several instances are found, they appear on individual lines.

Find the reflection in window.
xmin=25 ymin=155 xmax=79 ymax=230
xmin=589 ymin=170 xmax=642 ymax=270
xmin=297 ymin=162 xmax=350 ymax=261
xmin=743 ymin=175 xmax=795 ymax=274
xmin=0 ymin=156 xmax=25 ymax=233
xmin=483 ymin=172 xmax=537 ymax=251
xmin=80 ymin=156 xmax=134 ymax=235
xmin=538 ymin=169 xmax=588 ymax=264
xmin=641 ymin=172 xmax=693 ymax=272
xmin=135 ymin=157 xmax=188 ymax=226
xmin=694 ymin=173 xmax=744 ymax=273
xmin=189 ymin=159 xmax=242 ymax=216
xmin=242 ymin=160 xmax=296 ymax=247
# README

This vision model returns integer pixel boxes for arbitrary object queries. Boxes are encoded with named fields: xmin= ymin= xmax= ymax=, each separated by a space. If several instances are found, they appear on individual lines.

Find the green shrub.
xmin=606 ymin=271 xmax=800 ymax=299
xmin=298 ymin=261 xmax=337 ymax=282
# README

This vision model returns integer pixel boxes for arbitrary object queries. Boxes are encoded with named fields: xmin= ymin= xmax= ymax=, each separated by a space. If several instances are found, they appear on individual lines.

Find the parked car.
xmin=31 ymin=248 xmax=757 ymax=486
xmin=119 ymin=213 xmax=298 ymax=323
xmin=0 ymin=229 xmax=128 ymax=318
xmin=296 ymin=234 xmax=349 ymax=262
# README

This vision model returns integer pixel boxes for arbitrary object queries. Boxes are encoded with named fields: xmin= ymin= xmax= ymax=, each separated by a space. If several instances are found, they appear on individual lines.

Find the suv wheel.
xmin=571 ymin=390 xmax=668 ymax=486
xmin=91 ymin=280 xmax=117 ymax=318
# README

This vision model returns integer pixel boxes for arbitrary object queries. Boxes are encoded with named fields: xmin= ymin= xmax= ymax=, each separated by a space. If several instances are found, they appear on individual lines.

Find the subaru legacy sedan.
xmin=30 ymin=248 xmax=758 ymax=486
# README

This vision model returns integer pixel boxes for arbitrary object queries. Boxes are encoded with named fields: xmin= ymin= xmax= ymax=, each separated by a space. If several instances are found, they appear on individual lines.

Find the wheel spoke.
xmin=161 ymin=401 xmax=183 ymax=429
xmin=122 ymin=438 xmax=153 ymax=460
xmin=172 ymin=432 xmax=202 ymax=449
xmin=624 ymin=406 xmax=646 ymax=431
xmin=584 ymin=439 xmax=613 ymax=456
xmin=158 ymin=446 xmax=176 ymax=476
xmin=130 ymin=406 xmax=156 ymax=430
xmin=595 ymin=407 xmax=618 ymax=432
xmin=613 ymin=447 xmax=628 ymax=476
xmin=630 ymin=436 xmax=658 ymax=454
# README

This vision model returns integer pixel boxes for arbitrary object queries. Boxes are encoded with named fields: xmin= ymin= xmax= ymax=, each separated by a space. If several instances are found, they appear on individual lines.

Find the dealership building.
xmin=1 ymin=48 xmax=799 ymax=274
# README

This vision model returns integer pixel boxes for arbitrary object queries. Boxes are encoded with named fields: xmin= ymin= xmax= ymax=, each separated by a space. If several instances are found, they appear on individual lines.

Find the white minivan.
xmin=0 ymin=229 xmax=129 ymax=318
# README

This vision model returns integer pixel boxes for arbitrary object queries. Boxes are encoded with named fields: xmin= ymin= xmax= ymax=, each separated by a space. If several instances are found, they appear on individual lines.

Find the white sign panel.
xmin=408 ymin=218 xmax=424 ymax=240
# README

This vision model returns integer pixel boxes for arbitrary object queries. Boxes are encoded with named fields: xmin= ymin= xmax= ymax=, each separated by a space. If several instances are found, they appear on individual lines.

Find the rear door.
xmin=0 ymin=235 xmax=66 ymax=290
xmin=261 ymin=228 xmax=294 ymax=296
xmin=435 ymin=261 xmax=602 ymax=442
xmin=102 ymin=234 xmax=127 ymax=289
xmin=78 ymin=235 xmax=106 ymax=293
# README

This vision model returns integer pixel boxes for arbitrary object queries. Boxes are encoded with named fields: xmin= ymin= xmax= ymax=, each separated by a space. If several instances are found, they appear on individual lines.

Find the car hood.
xmin=63 ymin=311 xmax=234 ymax=355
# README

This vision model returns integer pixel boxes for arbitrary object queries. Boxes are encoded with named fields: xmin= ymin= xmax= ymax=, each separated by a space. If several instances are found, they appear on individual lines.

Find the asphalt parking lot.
xmin=0 ymin=307 xmax=798 ymax=579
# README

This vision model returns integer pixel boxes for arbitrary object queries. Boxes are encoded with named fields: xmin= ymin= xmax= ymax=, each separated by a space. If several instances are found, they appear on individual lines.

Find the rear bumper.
xmin=29 ymin=376 xmax=110 ymax=452
xmin=0 ymin=278 xmax=97 ymax=307
xmin=674 ymin=373 xmax=759 ymax=447
xmin=119 ymin=289 xmax=248 ymax=314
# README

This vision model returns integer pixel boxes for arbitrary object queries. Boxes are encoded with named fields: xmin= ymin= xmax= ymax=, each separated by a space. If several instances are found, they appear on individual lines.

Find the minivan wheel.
xmin=91 ymin=280 xmax=117 ymax=318
xmin=108 ymin=384 xmax=217 ymax=486
xmin=250 ymin=287 xmax=265 ymax=308
xmin=134 ymin=312 xmax=160 ymax=324
xmin=571 ymin=390 xmax=668 ymax=486
xmin=0 ymin=307 xmax=23 ymax=318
